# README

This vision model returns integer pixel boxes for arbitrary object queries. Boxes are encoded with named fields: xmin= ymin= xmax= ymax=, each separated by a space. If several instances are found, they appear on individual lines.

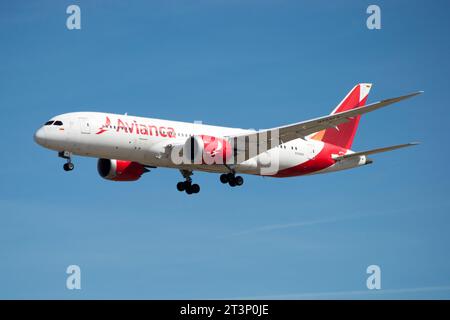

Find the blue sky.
xmin=1 ymin=0 xmax=450 ymax=299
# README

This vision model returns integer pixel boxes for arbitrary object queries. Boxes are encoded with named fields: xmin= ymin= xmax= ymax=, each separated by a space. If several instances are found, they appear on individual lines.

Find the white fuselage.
xmin=34 ymin=112 xmax=361 ymax=176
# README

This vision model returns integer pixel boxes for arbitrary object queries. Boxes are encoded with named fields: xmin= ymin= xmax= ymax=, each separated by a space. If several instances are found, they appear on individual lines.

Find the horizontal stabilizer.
xmin=332 ymin=142 xmax=419 ymax=161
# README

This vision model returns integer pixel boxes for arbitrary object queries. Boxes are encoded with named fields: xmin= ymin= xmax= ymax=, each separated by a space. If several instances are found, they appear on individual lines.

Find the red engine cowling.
xmin=183 ymin=135 xmax=232 ymax=164
xmin=97 ymin=158 xmax=148 ymax=181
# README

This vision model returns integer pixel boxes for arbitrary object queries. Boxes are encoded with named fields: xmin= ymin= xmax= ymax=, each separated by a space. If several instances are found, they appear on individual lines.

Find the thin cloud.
xmin=233 ymin=285 xmax=450 ymax=299
xmin=222 ymin=204 xmax=450 ymax=238
xmin=224 ymin=213 xmax=371 ymax=238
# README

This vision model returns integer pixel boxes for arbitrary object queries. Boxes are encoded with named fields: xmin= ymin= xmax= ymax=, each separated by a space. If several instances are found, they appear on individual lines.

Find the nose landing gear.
xmin=59 ymin=151 xmax=74 ymax=171
xmin=220 ymin=172 xmax=244 ymax=187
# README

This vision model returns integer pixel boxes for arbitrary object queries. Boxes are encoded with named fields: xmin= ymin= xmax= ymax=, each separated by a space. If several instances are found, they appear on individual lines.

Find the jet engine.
xmin=97 ymin=158 xmax=148 ymax=181
xmin=183 ymin=135 xmax=232 ymax=165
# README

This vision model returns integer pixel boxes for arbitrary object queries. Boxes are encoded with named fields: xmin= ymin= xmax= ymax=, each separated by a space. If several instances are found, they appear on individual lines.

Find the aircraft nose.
xmin=34 ymin=127 xmax=47 ymax=146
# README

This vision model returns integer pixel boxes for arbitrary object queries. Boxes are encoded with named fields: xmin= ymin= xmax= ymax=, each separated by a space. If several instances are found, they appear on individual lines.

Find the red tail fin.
xmin=311 ymin=83 xmax=372 ymax=149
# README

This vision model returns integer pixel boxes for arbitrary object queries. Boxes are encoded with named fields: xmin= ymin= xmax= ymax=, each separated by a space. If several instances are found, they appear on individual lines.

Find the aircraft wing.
xmin=332 ymin=142 xmax=419 ymax=161
xmin=226 ymin=91 xmax=423 ymax=158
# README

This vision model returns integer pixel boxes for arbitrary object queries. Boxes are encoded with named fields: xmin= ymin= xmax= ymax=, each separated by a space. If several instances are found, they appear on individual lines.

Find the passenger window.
xmin=54 ymin=121 xmax=63 ymax=126
xmin=44 ymin=121 xmax=54 ymax=126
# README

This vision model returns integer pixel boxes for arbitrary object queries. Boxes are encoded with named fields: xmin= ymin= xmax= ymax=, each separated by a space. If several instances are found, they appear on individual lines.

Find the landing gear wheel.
xmin=235 ymin=176 xmax=244 ymax=186
xmin=63 ymin=162 xmax=74 ymax=171
xmin=60 ymin=152 xmax=74 ymax=172
xmin=176 ymin=182 xmax=185 ymax=192
xmin=178 ymin=170 xmax=200 ymax=195
xmin=191 ymin=184 xmax=200 ymax=194
xmin=222 ymin=171 xmax=243 ymax=187
xmin=220 ymin=174 xmax=229 ymax=184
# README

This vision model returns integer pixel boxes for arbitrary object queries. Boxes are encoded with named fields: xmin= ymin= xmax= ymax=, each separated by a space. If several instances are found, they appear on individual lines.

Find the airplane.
xmin=34 ymin=83 xmax=422 ymax=195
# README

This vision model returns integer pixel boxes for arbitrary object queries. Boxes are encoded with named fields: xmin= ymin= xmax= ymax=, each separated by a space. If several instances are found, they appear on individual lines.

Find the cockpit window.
xmin=44 ymin=121 xmax=54 ymax=126
xmin=53 ymin=121 xmax=63 ymax=126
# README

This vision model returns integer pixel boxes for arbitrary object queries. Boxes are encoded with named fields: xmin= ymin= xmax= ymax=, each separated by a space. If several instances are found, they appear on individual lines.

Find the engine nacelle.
xmin=183 ymin=135 xmax=232 ymax=165
xmin=97 ymin=158 xmax=148 ymax=181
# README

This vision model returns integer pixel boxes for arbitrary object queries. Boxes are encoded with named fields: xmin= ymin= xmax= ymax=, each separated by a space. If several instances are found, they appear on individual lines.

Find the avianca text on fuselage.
xmin=33 ymin=83 xmax=422 ymax=195
xmin=97 ymin=116 xmax=176 ymax=138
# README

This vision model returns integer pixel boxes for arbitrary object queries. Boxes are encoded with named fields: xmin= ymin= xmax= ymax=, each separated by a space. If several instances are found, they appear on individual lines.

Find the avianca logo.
xmin=96 ymin=117 xmax=111 ymax=135
xmin=96 ymin=116 xmax=176 ymax=138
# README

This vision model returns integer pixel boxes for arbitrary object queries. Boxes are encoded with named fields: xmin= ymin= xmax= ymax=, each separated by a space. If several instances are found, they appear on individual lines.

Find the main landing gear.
xmin=59 ymin=151 xmax=74 ymax=171
xmin=220 ymin=172 xmax=244 ymax=187
xmin=177 ymin=170 xmax=200 ymax=195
